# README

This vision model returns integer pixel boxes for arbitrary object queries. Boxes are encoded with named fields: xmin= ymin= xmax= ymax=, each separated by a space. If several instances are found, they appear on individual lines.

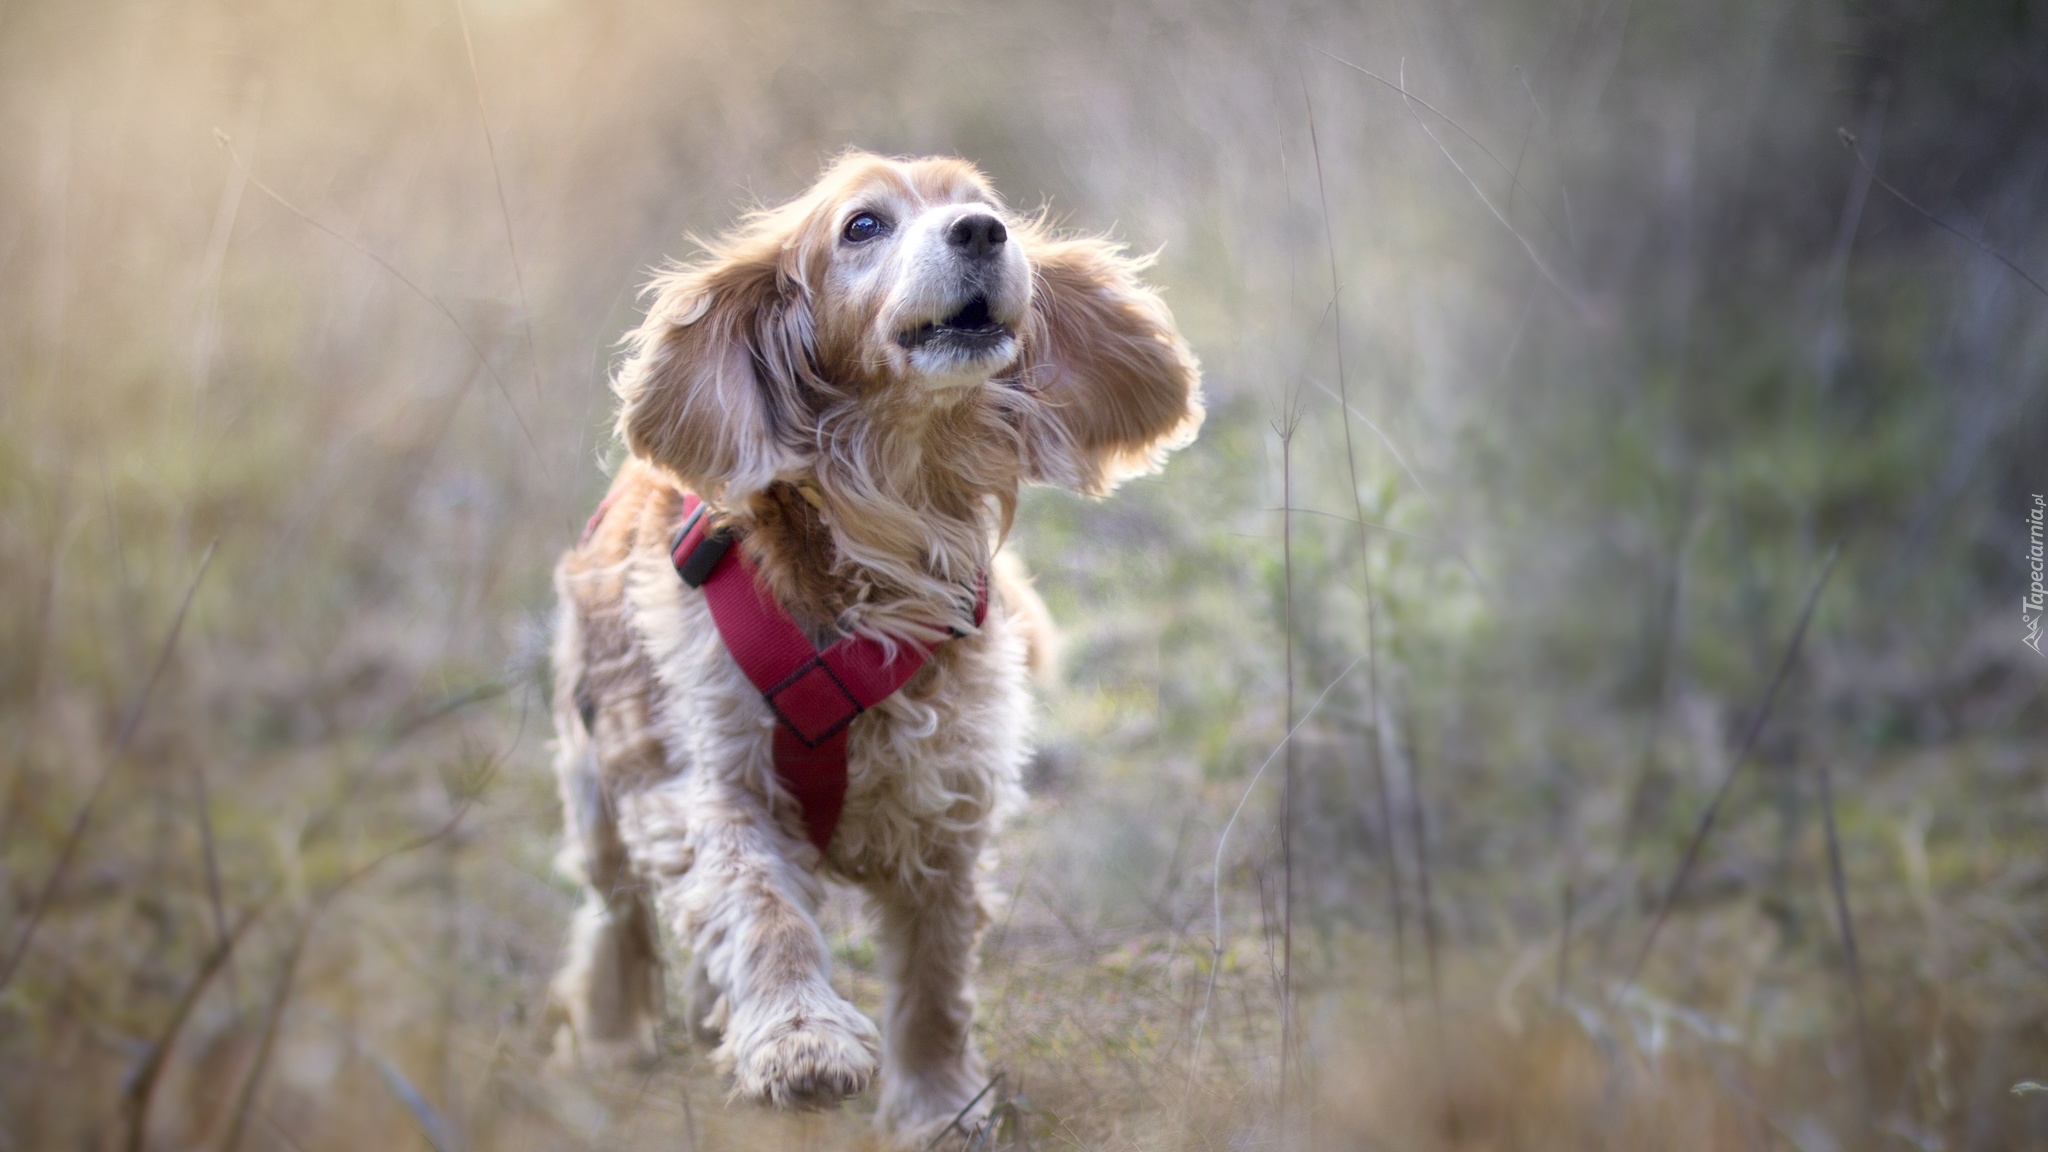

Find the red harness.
xmin=663 ymin=493 xmax=985 ymax=852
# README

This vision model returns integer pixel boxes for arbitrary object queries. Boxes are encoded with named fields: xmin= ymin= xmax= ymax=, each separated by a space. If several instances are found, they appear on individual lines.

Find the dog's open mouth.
xmin=898 ymin=295 xmax=1013 ymax=354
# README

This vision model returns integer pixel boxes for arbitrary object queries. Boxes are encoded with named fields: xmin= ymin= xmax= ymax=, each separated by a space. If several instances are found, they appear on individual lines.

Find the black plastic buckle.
xmin=670 ymin=503 xmax=736 ymax=588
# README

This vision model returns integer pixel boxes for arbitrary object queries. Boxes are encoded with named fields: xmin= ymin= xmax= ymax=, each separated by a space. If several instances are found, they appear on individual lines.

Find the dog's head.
xmin=615 ymin=151 xmax=1202 ymax=505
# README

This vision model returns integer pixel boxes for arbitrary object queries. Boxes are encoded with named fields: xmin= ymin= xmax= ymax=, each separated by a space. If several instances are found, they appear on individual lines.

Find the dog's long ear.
xmin=1012 ymin=232 xmax=1203 ymax=495
xmin=615 ymin=241 xmax=814 ymax=499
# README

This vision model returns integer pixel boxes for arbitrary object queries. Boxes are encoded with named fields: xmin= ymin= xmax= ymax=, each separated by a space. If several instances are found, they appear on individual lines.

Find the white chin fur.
xmin=907 ymin=334 xmax=1018 ymax=386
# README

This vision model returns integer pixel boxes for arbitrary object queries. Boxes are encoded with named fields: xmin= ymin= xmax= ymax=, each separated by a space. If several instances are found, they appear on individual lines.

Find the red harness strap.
xmin=667 ymin=493 xmax=986 ymax=852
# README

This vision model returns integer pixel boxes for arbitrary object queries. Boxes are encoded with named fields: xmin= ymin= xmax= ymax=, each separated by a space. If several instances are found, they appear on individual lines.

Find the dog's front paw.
xmin=723 ymin=995 xmax=879 ymax=1108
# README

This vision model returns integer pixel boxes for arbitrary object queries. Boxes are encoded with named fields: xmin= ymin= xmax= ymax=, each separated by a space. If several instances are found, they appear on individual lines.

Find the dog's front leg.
xmin=869 ymin=839 xmax=991 ymax=1141
xmin=630 ymin=772 xmax=878 ymax=1108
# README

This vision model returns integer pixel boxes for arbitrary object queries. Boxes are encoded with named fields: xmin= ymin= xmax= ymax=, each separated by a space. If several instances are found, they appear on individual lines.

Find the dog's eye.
xmin=842 ymin=212 xmax=889 ymax=243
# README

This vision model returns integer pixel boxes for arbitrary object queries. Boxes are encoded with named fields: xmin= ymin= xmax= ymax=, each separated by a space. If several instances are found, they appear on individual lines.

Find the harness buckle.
xmin=670 ymin=502 xmax=736 ymax=588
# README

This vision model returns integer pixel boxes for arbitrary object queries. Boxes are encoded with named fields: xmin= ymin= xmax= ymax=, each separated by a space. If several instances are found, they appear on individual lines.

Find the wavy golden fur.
xmin=545 ymin=152 xmax=1200 ymax=1143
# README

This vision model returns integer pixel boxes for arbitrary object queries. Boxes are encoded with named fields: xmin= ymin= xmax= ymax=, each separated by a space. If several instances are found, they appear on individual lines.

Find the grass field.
xmin=4 ymin=1 xmax=2046 ymax=1148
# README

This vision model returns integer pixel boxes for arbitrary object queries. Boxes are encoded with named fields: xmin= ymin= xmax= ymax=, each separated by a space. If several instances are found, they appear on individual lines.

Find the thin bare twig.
xmin=193 ymin=754 xmax=236 ymax=1010
xmin=1275 ymin=397 xmax=1302 ymax=1115
xmin=125 ymin=898 xmax=274 ymax=1152
xmin=211 ymin=131 xmax=547 ymax=466
xmin=1262 ymin=505 xmax=1445 ymax=548
xmin=218 ymin=916 xmax=312 ymax=1152
xmin=1819 ymin=96 xmax=1886 ymax=383
xmin=679 ymin=1067 xmax=701 ymax=1152
xmin=1556 ymin=871 xmax=1576 ymax=1001
xmin=333 ymin=1019 xmax=466 ymax=1152
xmin=452 ymin=0 xmax=545 ymax=408
xmin=0 ymin=539 xmax=218 ymax=993
xmin=1315 ymin=48 xmax=1567 ymax=245
xmin=1300 ymin=377 xmax=1491 ymax=601
xmin=218 ymin=770 xmax=498 ymax=1152
xmin=384 ymin=680 xmax=511 ymax=748
xmin=1619 ymin=497 xmax=1700 ymax=856
xmin=254 ymin=1110 xmax=315 ymax=1152
xmin=1506 ymin=67 xmax=1546 ymax=222
xmin=1817 ymin=759 xmax=1870 ymax=1054
xmin=1283 ymin=66 xmax=1491 ymax=598
xmin=925 ymin=1073 xmax=1003 ymax=1150
xmin=1622 ymin=546 xmax=1841 ymax=994
xmin=1401 ymin=698 xmax=1441 ymax=1012
xmin=1305 ymin=77 xmax=1408 ymax=1022
xmin=1184 ymin=655 xmax=1370 ymax=1105
xmin=1841 ymin=128 xmax=2048 ymax=301
xmin=1391 ymin=59 xmax=1593 ymax=316
xmin=1819 ymin=755 xmax=1875 ymax=1152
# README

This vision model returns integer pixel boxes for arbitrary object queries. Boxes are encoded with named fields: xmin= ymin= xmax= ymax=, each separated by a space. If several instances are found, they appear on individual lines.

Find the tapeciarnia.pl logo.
xmin=2028 ymin=494 xmax=2045 ymax=656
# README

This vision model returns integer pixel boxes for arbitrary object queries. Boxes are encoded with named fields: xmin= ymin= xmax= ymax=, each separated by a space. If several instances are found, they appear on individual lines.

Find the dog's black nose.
xmin=947 ymin=213 xmax=1007 ymax=257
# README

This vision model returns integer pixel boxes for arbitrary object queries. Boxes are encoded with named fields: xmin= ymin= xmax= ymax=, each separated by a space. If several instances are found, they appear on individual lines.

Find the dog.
xmin=543 ymin=151 xmax=1201 ymax=1142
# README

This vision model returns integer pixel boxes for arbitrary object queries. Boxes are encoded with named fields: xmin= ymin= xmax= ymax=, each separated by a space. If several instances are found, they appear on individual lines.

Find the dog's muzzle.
xmin=897 ymin=293 xmax=1013 ymax=355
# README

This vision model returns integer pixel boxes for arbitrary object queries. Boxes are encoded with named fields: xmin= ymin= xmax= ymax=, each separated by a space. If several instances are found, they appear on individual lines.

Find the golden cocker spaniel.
xmin=545 ymin=151 xmax=1201 ymax=1142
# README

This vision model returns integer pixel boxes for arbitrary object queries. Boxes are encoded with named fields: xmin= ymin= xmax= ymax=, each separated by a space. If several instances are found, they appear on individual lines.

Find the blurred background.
xmin=4 ymin=0 xmax=2046 ymax=1148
